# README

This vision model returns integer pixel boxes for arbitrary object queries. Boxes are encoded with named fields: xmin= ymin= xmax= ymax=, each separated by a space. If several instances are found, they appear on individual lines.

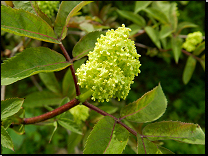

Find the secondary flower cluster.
xmin=37 ymin=1 xmax=59 ymax=18
xmin=182 ymin=31 xmax=203 ymax=52
xmin=76 ymin=24 xmax=141 ymax=102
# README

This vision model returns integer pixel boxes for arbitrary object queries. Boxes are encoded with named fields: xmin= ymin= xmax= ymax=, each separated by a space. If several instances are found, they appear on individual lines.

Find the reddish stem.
xmin=22 ymin=98 xmax=79 ymax=125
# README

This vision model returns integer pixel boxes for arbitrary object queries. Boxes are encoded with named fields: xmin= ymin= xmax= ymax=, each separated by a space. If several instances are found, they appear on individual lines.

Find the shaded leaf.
xmin=157 ymin=146 xmax=174 ymax=154
xmin=84 ymin=116 xmax=128 ymax=154
xmin=159 ymin=25 xmax=173 ymax=39
xmin=62 ymin=58 xmax=86 ymax=98
xmin=1 ymin=98 xmax=24 ymax=120
xmin=54 ymin=1 xmax=92 ymax=40
xmin=143 ymin=8 xmax=169 ymax=24
xmin=137 ymin=134 xmax=162 ymax=154
xmin=120 ymin=83 xmax=167 ymax=123
xmin=134 ymin=1 xmax=152 ymax=14
xmin=176 ymin=22 xmax=197 ymax=34
xmin=142 ymin=121 xmax=205 ymax=144
xmin=193 ymin=41 xmax=205 ymax=56
xmin=1 ymin=126 xmax=14 ymax=151
xmin=58 ymin=118 xmax=82 ymax=135
xmin=128 ymin=24 xmax=141 ymax=37
xmin=72 ymin=31 xmax=106 ymax=60
xmin=1 ymin=5 xmax=59 ymax=44
xmin=182 ymin=56 xmax=196 ymax=84
xmin=23 ymin=90 xmax=63 ymax=108
xmin=49 ymin=121 xmax=57 ymax=143
xmin=168 ymin=2 xmax=178 ymax=31
xmin=39 ymin=72 xmax=61 ymax=94
xmin=145 ymin=26 xmax=161 ymax=49
xmin=199 ymin=54 xmax=205 ymax=71
xmin=1 ymin=47 xmax=71 ymax=85
xmin=12 ymin=124 xmax=25 ymax=135
xmin=171 ymin=35 xmax=182 ymax=63
xmin=67 ymin=132 xmax=83 ymax=153
xmin=117 ymin=10 xmax=146 ymax=27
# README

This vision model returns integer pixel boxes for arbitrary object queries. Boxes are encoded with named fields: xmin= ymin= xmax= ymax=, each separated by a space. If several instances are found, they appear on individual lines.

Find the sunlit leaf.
xmin=143 ymin=8 xmax=169 ymax=24
xmin=1 ymin=98 xmax=24 ymax=120
xmin=84 ymin=116 xmax=129 ymax=154
xmin=137 ymin=134 xmax=162 ymax=154
xmin=1 ymin=5 xmax=59 ymax=43
xmin=134 ymin=1 xmax=152 ymax=14
xmin=142 ymin=121 xmax=205 ymax=144
xmin=117 ymin=10 xmax=146 ymax=27
xmin=1 ymin=47 xmax=71 ymax=85
xmin=182 ymin=56 xmax=196 ymax=84
xmin=159 ymin=25 xmax=173 ymax=39
xmin=72 ymin=31 xmax=106 ymax=61
xmin=145 ymin=26 xmax=161 ymax=49
xmin=120 ymin=83 xmax=167 ymax=123
xmin=1 ymin=126 xmax=14 ymax=151
xmin=54 ymin=1 xmax=92 ymax=40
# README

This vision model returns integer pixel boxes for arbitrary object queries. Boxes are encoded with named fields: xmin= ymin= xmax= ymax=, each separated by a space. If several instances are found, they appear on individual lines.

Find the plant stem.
xmin=59 ymin=43 xmax=81 ymax=96
xmin=21 ymin=98 xmax=79 ymax=125
xmin=83 ymin=101 xmax=137 ymax=136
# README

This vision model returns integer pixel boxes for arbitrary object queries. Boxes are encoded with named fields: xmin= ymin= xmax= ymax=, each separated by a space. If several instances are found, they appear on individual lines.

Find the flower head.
xmin=182 ymin=31 xmax=203 ymax=52
xmin=76 ymin=24 xmax=141 ymax=102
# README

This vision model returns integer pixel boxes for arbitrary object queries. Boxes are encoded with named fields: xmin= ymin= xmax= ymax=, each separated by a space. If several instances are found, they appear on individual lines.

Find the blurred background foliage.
xmin=1 ymin=1 xmax=205 ymax=154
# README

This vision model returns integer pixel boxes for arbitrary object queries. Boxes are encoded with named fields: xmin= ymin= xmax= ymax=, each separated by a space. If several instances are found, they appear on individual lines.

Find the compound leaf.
xmin=145 ymin=26 xmax=161 ymax=49
xmin=120 ymin=83 xmax=167 ymax=123
xmin=1 ymin=98 xmax=24 ymax=120
xmin=1 ymin=47 xmax=71 ymax=85
xmin=171 ymin=35 xmax=182 ymax=64
xmin=1 ymin=5 xmax=59 ymax=44
xmin=142 ymin=121 xmax=205 ymax=145
xmin=84 ymin=116 xmax=129 ymax=154
xmin=134 ymin=1 xmax=152 ymax=14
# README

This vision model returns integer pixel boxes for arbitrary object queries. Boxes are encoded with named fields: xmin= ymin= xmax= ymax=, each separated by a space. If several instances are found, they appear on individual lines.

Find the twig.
xmin=1 ymin=85 xmax=6 ymax=101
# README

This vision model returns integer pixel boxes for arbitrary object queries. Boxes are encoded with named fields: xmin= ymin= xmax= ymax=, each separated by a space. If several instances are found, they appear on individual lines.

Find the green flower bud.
xmin=182 ymin=31 xmax=203 ymax=52
xmin=76 ymin=24 xmax=141 ymax=102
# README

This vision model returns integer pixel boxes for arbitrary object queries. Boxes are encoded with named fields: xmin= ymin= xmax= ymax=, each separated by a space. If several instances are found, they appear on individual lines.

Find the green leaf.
xmin=120 ymin=83 xmax=167 ymax=123
xmin=143 ymin=8 xmax=169 ymax=24
xmin=168 ymin=2 xmax=178 ymax=32
xmin=142 ymin=121 xmax=205 ymax=144
xmin=72 ymin=31 xmax=106 ymax=61
xmin=134 ymin=1 xmax=152 ymax=14
xmin=117 ymin=10 xmax=146 ymax=27
xmin=145 ymin=26 xmax=161 ymax=49
xmin=137 ymin=134 xmax=162 ymax=154
xmin=58 ymin=118 xmax=82 ymax=135
xmin=1 ymin=126 xmax=14 ymax=151
xmin=1 ymin=47 xmax=71 ymax=85
xmin=39 ymin=72 xmax=61 ymax=94
xmin=193 ymin=41 xmax=205 ymax=56
xmin=159 ymin=25 xmax=173 ymax=39
xmin=62 ymin=58 xmax=86 ymax=98
xmin=54 ymin=1 xmax=92 ymax=40
xmin=171 ymin=35 xmax=182 ymax=63
xmin=182 ymin=56 xmax=196 ymax=84
xmin=199 ymin=54 xmax=205 ymax=71
xmin=67 ymin=132 xmax=83 ymax=153
xmin=84 ymin=116 xmax=129 ymax=154
xmin=1 ymin=98 xmax=24 ymax=120
xmin=13 ymin=1 xmax=36 ymax=14
xmin=176 ymin=22 xmax=198 ymax=34
xmin=12 ymin=124 xmax=25 ymax=135
xmin=128 ymin=24 xmax=141 ymax=37
xmin=1 ymin=5 xmax=59 ymax=44
xmin=49 ymin=121 xmax=57 ymax=143
xmin=23 ymin=90 xmax=63 ymax=108
xmin=157 ymin=146 xmax=174 ymax=154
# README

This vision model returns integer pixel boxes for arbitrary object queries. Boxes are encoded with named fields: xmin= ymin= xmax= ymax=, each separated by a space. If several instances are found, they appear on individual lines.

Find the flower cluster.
xmin=76 ymin=24 xmax=141 ymax=102
xmin=182 ymin=31 xmax=203 ymax=52
xmin=37 ymin=1 xmax=59 ymax=18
